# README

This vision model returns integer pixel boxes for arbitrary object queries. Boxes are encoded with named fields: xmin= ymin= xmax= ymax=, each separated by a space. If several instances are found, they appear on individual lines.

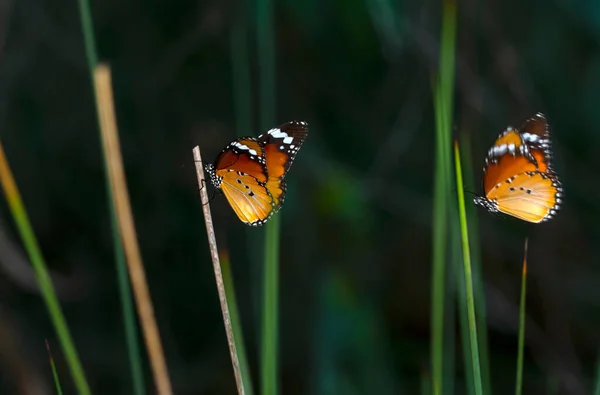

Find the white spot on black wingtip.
xmin=268 ymin=128 xmax=289 ymax=139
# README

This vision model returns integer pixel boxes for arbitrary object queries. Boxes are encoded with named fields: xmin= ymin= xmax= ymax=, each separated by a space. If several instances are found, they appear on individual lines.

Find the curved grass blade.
xmin=76 ymin=0 xmax=145 ymax=393
xmin=431 ymin=85 xmax=450 ymax=395
xmin=0 ymin=142 xmax=91 ymax=395
xmin=453 ymin=140 xmax=483 ymax=395
xmin=46 ymin=340 xmax=64 ymax=395
xmin=459 ymin=134 xmax=491 ymax=395
xmin=430 ymin=1 xmax=457 ymax=393
xmin=515 ymin=238 xmax=528 ymax=395
xmin=221 ymin=250 xmax=255 ymax=395
xmin=96 ymin=65 xmax=172 ymax=395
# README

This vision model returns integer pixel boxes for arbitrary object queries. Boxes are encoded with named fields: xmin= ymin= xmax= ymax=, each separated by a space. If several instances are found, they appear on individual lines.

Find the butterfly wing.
xmin=487 ymin=171 xmax=562 ymax=223
xmin=206 ymin=122 xmax=307 ymax=225
xmin=475 ymin=113 xmax=563 ymax=223
xmin=258 ymin=120 xmax=308 ymax=209
xmin=207 ymin=137 xmax=275 ymax=226
xmin=488 ymin=128 xmax=529 ymax=157
xmin=219 ymin=171 xmax=275 ymax=226
xmin=212 ymin=137 xmax=266 ymax=183
xmin=519 ymin=112 xmax=553 ymax=173
xmin=482 ymin=131 xmax=539 ymax=194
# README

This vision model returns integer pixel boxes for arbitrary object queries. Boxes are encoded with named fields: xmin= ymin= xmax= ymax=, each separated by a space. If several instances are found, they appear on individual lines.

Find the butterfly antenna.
xmin=449 ymin=186 xmax=479 ymax=199
xmin=463 ymin=189 xmax=478 ymax=197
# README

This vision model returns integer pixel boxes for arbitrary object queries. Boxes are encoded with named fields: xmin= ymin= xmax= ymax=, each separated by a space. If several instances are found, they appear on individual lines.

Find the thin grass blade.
xmin=430 ymin=1 xmax=457 ymax=392
xmin=256 ymin=0 xmax=279 ymax=392
xmin=431 ymin=85 xmax=449 ymax=395
xmin=262 ymin=217 xmax=280 ymax=395
xmin=445 ymin=229 xmax=458 ymax=395
xmin=95 ymin=65 xmax=172 ymax=395
xmin=459 ymin=133 xmax=491 ymax=395
xmin=76 ymin=1 xmax=145 ymax=393
xmin=421 ymin=368 xmax=432 ymax=395
xmin=593 ymin=348 xmax=600 ymax=395
xmin=0 ymin=142 xmax=91 ymax=394
xmin=46 ymin=340 xmax=64 ymax=395
xmin=229 ymin=0 xmax=263 ymax=330
xmin=230 ymin=10 xmax=253 ymax=139
xmin=453 ymin=140 xmax=483 ymax=395
xmin=453 ymin=213 xmax=475 ymax=395
xmin=221 ymin=251 xmax=255 ymax=395
xmin=515 ymin=238 xmax=528 ymax=395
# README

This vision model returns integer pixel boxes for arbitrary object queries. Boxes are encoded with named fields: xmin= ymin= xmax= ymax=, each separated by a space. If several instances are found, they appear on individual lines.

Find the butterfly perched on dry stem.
xmin=205 ymin=120 xmax=308 ymax=226
xmin=473 ymin=113 xmax=563 ymax=223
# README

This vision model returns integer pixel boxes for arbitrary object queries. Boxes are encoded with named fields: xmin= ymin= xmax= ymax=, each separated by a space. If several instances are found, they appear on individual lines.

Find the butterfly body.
xmin=205 ymin=121 xmax=308 ymax=226
xmin=474 ymin=113 xmax=562 ymax=223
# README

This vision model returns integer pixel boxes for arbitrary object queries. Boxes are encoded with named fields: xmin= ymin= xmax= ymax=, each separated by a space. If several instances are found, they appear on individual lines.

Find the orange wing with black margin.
xmin=258 ymin=120 xmax=308 ymax=210
xmin=473 ymin=113 xmax=562 ymax=223
xmin=518 ymin=112 xmax=554 ymax=174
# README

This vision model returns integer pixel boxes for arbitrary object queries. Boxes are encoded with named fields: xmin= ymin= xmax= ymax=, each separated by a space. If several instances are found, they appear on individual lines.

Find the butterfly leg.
xmin=202 ymin=188 xmax=221 ymax=207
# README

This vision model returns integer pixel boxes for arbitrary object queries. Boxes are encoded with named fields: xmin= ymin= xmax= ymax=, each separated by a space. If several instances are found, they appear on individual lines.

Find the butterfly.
xmin=473 ymin=113 xmax=563 ymax=223
xmin=205 ymin=120 xmax=308 ymax=226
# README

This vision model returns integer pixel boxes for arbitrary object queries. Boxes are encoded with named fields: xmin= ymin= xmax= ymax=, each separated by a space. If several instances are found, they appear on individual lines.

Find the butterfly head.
xmin=204 ymin=163 xmax=222 ymax=189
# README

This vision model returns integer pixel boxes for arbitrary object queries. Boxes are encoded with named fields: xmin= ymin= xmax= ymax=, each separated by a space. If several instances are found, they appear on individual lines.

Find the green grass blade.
xmin=230 ymin=1 xmax=263 ymax=302
xmin=230 ymin=12 xmax=253 ymax=138
xmin=256 ymin=0 xmax=278 ymax=393
xmin=421 ymin=369 xmax=432 ymax=395
xmin=221 ymin=251 xmax=256 ymax=395
xmin=453 ymin=215 xmax=475 ymax=395
xmin=76 ymin=1 xmax=145 ymax=394
xmin=262 ymin=217 xmax=280 ymax=395
xmin=114 ymin=242 xmax=145 ymax=395
xmin=444 ymin=238 xmax=457 ymax=395
xmin=431 ymin=2 xmax=457 ymax=393
xmin=515 ymin=239 xmax=528 ymax=395
xmin=431 ymin=85 xmax=449 ymax=395
xmin=593 ymin=348 xmax=600 ymax=395
xmin=46 ymin=340 xmax=64 ymax=395
xmin=439 ymin=0 xmax=457 ymax=121
xmin=453 ymin=141 xmax=483 ymax=395
xmin=455 ymin=134 xmax=491 ymax=395
xmin=257 ymin=0 xmax=276 ymax=129
xmin=0 ymin=142 xmax=91 ymax=395
xmin=459 ymin=134 xmax=491 ymax=395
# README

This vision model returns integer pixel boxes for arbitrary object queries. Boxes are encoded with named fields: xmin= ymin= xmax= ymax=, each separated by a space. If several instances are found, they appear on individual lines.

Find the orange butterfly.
xmin=473 ymin=113 xmax=563 ymax=223
xmin=205 ymin=121 xmax=308 ymax=226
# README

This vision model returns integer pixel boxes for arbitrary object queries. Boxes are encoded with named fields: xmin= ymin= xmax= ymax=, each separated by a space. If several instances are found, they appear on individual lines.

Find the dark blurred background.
xmin=1 ymin=0 xmax=599 ymax=394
